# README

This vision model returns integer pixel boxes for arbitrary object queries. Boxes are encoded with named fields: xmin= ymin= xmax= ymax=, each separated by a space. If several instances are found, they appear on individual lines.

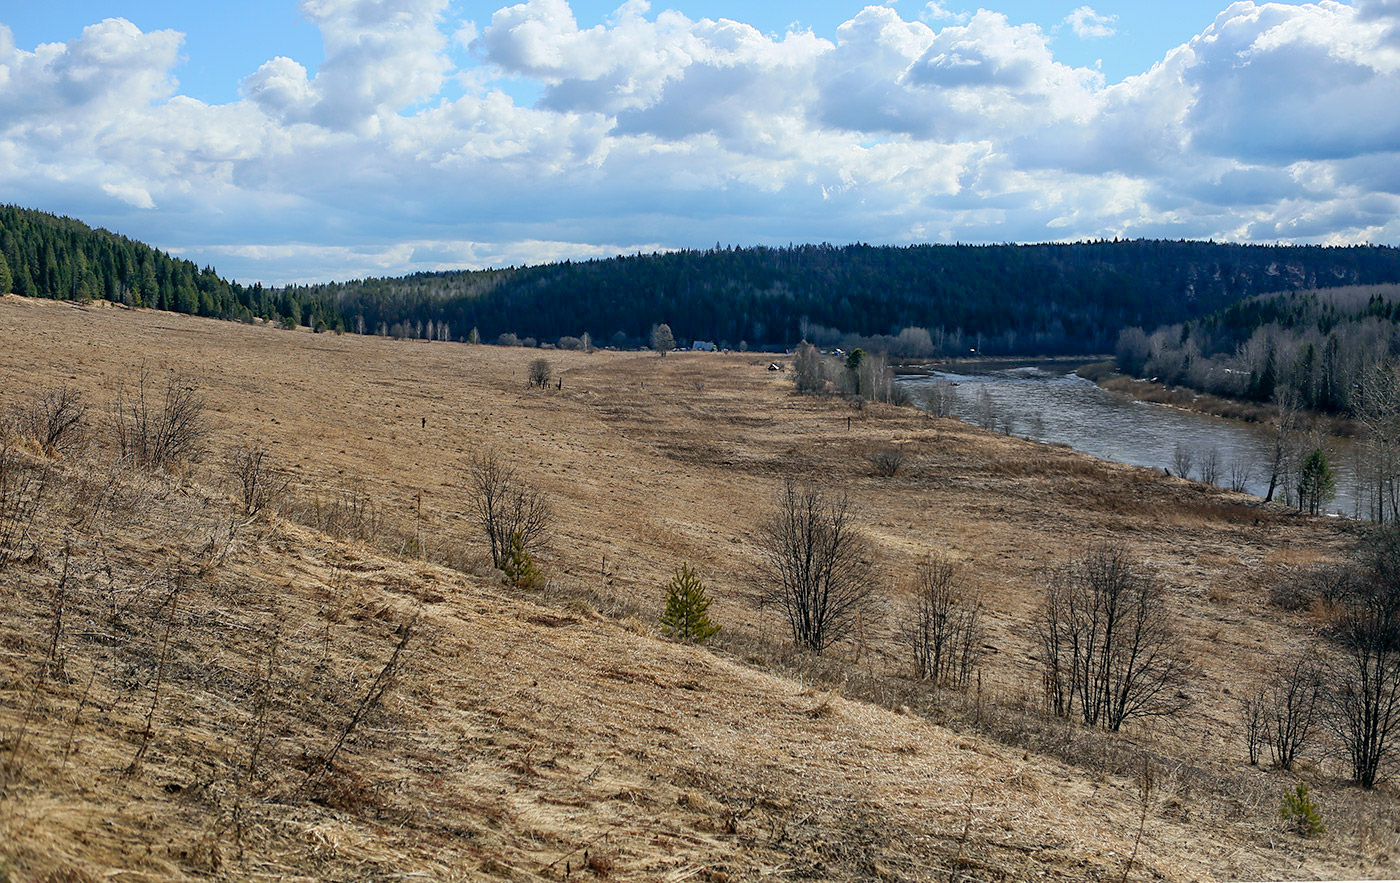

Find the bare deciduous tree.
xmin=792 ymin=342 xmax=826 ymax=395
xmin=1171 ymin=443 xmax=1194 ymax=480
xmin=902 ymin=553 xmax=984 ymax=688
xmin=1038 ymin=545 xmax=1196 ymax=731
xmin=1198 ymin=448 xmax=1222 ymax=487
xmin=757 ymin=479 xmax=875 ymax=655
xmin=466 ymin=451 xmax=552 ymax=570
xmin=974 ymin=387 xmax=996 ymax=430
xmin=1263 ymin=388 xmax=1301 ymax=503
xmin=528 ymin=358 xmax=553 ymax=389
xmin=1327 ymin=521 xmax=1400 ymax=787
xmin=922 ymin=378 xmax=959 ymax=418
xmin=1227 ymin=458 xmax=1252 ymax=493
xmin=650 ymin=323 xmax=675 ymax=355
xmin=1354 ymin=364 xmax=1400 ymax=523
xmin=1264 ymin=650 xmax=1325 ymax=771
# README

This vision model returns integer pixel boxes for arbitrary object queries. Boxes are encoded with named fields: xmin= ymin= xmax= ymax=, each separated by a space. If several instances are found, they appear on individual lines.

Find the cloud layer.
xmin=0 ymin=1 xmax=1397 ymax=283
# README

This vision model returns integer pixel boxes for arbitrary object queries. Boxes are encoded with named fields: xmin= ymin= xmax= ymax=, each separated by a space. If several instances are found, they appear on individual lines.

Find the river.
xmin=897 ymin=364 xmax=1362 ymax=517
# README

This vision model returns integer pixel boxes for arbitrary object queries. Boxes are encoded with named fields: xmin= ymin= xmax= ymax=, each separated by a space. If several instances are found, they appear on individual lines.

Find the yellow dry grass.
xmin=0 ymin=294 xmax=1395 ymax=881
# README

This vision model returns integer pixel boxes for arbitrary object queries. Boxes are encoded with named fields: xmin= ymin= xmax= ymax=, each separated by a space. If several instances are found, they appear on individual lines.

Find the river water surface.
xmin=897 ymin=365 xmax=1361 ymax=517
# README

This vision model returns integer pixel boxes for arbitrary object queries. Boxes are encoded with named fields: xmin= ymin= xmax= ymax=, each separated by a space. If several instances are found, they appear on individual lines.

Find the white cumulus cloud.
xmin=1064 ymin=6 xmax=1117 ymax=39
xmin=0 ymin=0 xmax=1396 ymax=283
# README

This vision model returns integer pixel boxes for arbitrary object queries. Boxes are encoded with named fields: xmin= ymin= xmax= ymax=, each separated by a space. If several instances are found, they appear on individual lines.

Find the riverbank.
xmin=896 ymin=354 xmax=1097 ymax=376
xmin=1074 ymin=360 xmax=1361 ymax=438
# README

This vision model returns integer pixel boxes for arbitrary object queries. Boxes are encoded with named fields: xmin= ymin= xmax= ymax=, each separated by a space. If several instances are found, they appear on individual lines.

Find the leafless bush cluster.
xmin=465 ymin=451 xmax=552 ymax=569
xmin=757 ymin=479 xmax=875 ymax=654
xmin=0 ymin=440 xmax=50 ymax=568
xmin=226 ymin=444 xmax=289 ymax=518
xmin=1038 ymin=545 xmax=1197 ymax=731
xmin=1268 ymin=562 xmax=1357 ymax=611
xmin=12 ymin=384 xmax=88 ymax=457
xmin=901 ymin=553 xmax=983 ymax=688
xmin=108 ymin=370 xmax=209 ymax=468
xmin=868 ymin=447 xmax=904 ymax=477
xmin=1240 ymin=650 xmax=1325 ymax=770
xmin=1259 ymin=523 xmax=1400 ymax=788
xmin=294 ymin=480 xmax=385 ymax=543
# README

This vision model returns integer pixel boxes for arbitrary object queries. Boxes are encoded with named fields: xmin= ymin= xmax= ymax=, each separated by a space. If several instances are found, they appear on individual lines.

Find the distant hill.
xmin=0 ymin=205 xmax=341 ymax=331
xmin=6 ymin=204 xmax=1400 ymax=354
xmin=285 ymin=241 xmax=1400 ymax=353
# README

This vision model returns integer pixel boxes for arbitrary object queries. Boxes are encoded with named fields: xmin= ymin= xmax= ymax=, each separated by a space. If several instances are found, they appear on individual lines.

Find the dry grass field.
xmin=0 ymin=294 xmax=1397 ymax=881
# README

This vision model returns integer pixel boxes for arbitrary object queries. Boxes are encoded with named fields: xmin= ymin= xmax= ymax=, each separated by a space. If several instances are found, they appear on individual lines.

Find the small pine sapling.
xmin=1279 ymin=782 xmax=1325 ymax=837
xmin=659 ymin=563 xmax=719 ymax=643
xmin=501 ymin=531 xmax=543 ymax=590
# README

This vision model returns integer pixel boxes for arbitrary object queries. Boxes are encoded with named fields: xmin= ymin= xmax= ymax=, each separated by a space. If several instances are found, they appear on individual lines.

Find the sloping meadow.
xmin=0 ymin=295 xmax=1395 ymax=881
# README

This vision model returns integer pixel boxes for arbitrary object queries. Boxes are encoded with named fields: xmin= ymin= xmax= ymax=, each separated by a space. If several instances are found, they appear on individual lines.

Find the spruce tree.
xmin=1297 ymin=448 xmax=1336 ymax=516
xmin=501 ymin=531 xmax=543 ymax=590
xmin=0 ymin=250 xmax=12 ymax=294
xmin=659 ymin=563 xmax=719 ymax=643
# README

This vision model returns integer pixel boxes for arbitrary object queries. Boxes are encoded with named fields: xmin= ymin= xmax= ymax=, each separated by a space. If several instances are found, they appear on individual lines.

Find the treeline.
xmin=1116 ymin=284 xmax=1400 ymax=414
xmin=1116 ymin=285 xmax=1400 ymax=521
xmin=0 ymin=205 xmax=339 ymax=330
xmin=7 ymin=204 xmax=1400 ymax=355
xmin=297 ymin=240 xmax=1400 ymax=353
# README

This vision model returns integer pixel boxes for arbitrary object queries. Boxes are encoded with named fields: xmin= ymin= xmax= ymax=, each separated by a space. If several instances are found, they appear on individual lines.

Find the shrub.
xmin=659 ymin=563 xmax=719 ymax=643
xmin=528 ymin=358 xmax=552 ymax=388
xmin=15 ymin=384 xmax=87 ymax=457
xmin=226 ymin=443 xmax=288 ymax=518
xmin=108 ymin=370 xmax=209 ymax=468
xmin=868 ymin=447 xmax=904 ymax=477
xmin=1279 ymin=783 xmax=1325 ymax=837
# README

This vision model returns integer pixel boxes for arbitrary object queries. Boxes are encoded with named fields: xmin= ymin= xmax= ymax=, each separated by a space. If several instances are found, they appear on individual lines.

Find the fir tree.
xmin=659 ymin=563 xmax=719 ymax=643
xmin=1297 ymin=448 xmax=1336 ymax=516
xmin=501 ymin=531 xmax=543 ymax=590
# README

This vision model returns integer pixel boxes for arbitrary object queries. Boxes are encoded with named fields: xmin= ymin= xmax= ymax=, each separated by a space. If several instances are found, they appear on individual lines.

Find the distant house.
xmin=691 ymin=340 xmax=717 ymax=352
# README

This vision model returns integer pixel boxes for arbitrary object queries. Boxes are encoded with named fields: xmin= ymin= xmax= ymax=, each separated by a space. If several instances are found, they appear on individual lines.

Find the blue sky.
xmin=1 ymin=1 xmax=1398 ymax=283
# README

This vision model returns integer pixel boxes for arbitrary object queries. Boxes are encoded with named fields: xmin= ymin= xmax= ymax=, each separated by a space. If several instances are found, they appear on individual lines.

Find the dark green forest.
xmin=0 ymin=205 xmax=341 ymax=332
xmin=6 ymin=204 xmax=1400 ymax=354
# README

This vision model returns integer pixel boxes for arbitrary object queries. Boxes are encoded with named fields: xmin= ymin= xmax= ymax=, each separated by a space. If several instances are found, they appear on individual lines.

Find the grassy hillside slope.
xmin=0 ymin=295 xmax=1395 ymax=881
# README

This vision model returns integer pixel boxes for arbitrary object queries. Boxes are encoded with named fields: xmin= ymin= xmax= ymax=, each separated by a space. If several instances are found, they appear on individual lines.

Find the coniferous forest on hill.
xmin=6 ymin=203 xmax=1400 ymax=354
